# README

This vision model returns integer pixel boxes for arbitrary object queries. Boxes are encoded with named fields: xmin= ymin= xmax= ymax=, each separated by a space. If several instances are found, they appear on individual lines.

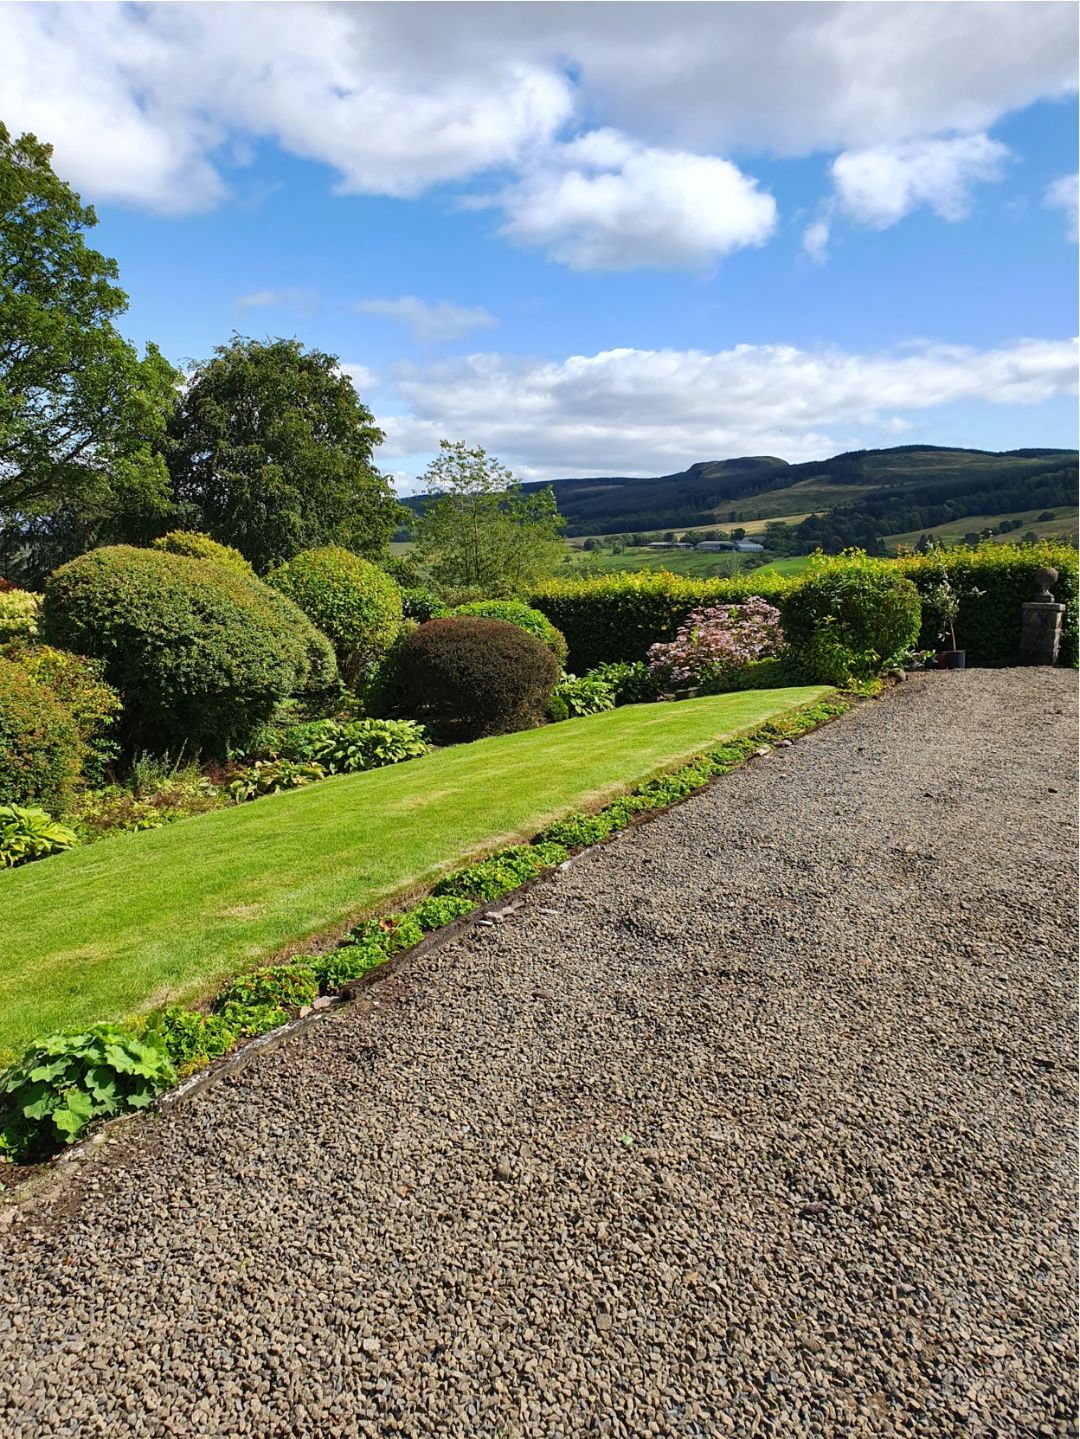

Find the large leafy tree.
xmin=414 ymin=440 xmax=566 ymax=594
xmin=0 ymin=124 xmax=179 ymax=584
xmin=167 ymin=336 xmax=404 ymax=572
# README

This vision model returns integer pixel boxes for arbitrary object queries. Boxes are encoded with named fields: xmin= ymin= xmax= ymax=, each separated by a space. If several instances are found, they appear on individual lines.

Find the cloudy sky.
xmin=2 ymin=1 xmax=1077 ymax=489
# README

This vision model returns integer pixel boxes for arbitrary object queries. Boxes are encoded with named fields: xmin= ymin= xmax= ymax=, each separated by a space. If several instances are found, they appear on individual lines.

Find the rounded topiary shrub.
xmin=40 ymin=546 xmax=327 ymax=755
xmin=393 ymin=617 xmax=560 ymax=740
xmin=450 ymin=600 xmax=568 ymax=668
xmin=268 ymin=546 xmax=403 ymax=687
xmin=783 ymin=559 xmax=922 ymax=684
xmin=0 ymin=656 xmax=85 ymax=812
xmin=151 ymin=530 xmax=255 ymax=574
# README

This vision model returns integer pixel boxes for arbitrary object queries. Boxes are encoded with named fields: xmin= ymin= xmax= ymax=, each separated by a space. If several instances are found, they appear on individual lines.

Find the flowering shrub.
xmin=647 ymin=598 xmax=784 ymax=690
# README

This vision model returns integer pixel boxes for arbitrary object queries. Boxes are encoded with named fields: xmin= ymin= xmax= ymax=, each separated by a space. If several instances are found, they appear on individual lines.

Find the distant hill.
xmin=399 ymin=444 xmax=1078 ymax=549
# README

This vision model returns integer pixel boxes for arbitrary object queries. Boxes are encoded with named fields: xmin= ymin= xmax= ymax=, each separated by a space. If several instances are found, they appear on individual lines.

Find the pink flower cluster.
xmin=647 ymin=597 xmax=784 ymax=687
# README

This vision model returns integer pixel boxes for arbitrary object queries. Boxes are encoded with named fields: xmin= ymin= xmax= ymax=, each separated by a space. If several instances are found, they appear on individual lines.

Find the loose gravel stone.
xmin=0 ymin=670 xmax=1076 ymax=1438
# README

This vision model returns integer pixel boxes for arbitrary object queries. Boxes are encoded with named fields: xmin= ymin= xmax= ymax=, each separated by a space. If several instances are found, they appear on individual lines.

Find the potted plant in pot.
xmin=923 ymin=543 xmax=981 ymax=669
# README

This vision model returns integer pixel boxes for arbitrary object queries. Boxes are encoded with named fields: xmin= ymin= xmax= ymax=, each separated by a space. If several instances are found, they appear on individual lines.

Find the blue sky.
xmin=2 ymin=2 xmax=1077 ymax=490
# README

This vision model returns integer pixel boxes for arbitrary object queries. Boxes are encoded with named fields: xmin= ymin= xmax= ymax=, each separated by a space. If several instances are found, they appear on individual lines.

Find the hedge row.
xmin=529 ymin=542 xmax=1078 ymax=671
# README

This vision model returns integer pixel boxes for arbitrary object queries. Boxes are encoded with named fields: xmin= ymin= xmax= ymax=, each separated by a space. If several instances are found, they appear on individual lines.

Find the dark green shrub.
xmin=268 ymin=545 xmax=403 ymax=686
xmin=5 ymin=644 xmax=123 ymax=784
xmin=451 ymin=600 xmax=568 ymax=667
xmin=151 ymin=530 xmax=254 ymax=574
xmin=0 ymin=656 xmax=85 ymax=811
xmin=0 ymin=1023 xmax=175 ymax=1161
xmin=393 ymin=618 xmax=560 ymax=740
xmin=40 ymin=546 xmax=331 ymax=755
xmin=897 ymin=541 xmax=1078 ymax=666
xmin=0 ymin=803 xmax=78 ymax=866
xmin=783 ymin=557 xmax=921 ymax=683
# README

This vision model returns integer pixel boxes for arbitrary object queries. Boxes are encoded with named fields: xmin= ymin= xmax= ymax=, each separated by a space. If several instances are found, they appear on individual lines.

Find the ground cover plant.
xmin=0 ymin=692 xmax=844 ymax=1160
xmin=0 ymin=687 xmax=831 ymax=1058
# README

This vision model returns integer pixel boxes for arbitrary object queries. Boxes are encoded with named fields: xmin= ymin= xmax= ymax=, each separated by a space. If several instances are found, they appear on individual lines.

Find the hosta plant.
xmin=0 ymin=804 xmax=78 ymax=867
xmin=0 ymin=1024 xmax=175 ymax=1161
xmin=274 ymin=718 xmax=429 ymax=773
xmin=647 ymin=598 xmax=784 ymax=691
xmin=227 ymin=758 xmax=327 ymax=803
xmin=548 ymin=671 xmax=616 ymax=722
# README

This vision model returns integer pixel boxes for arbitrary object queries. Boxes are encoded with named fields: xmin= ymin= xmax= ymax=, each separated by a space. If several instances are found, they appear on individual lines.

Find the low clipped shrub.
xmin=0 ymin=587 xmax=41 ymax=645
xmin=784 ymin=556 xmax=921 ymax=683
xmin=393 ymin=618 xmax=561 ymax=740
xmin=5 ymin=644 xmax=123 ymax=785
xmin=40 ymin=546 xmax=331 ymax=755
xmin=0 ymin=656 xmax=85 ymax=811
xmin=548 ymin=671 xmax=616 ymax=722
xmin=272 ymin=717 xmax=429 ymax=773
xmin=268 ymin=546 xmax=403 ymax=686
xmin=647 ymin=598 xmax=785 ymax=691
xmin=0 ymin=803 xmax=78 ymax=867
xmin=0 ymin=1024 xmax=175 ymax=1161
xmin=450 ymin=600 xmax=568 ymax=667
xmin=151 ymin=530 xmax=254 ymax=574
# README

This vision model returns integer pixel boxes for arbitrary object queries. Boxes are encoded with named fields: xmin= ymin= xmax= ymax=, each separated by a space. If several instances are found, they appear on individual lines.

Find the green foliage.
xmin=0 ymin=588 xmax=41 ymax=644
xmin=167 ymin=336 xmax=404 ymax=572
xmin=268 ymin=545 xmax=403 ymax=685
xmin=151 ymin=530 xmax=254 ymax=573
xmin=152 ymin=1004 xmax=242 ymax=1077
xmin=782 ymin=555 xmax=922 ymax=683
xmin=530 ymin=570 xmax=796 ymax=671
xmin=0 ymin=803 xmax=78 ymax=867
xmin=451 ymin=600 xmax=569 ymax=666
xmin=414 ymin=440 xmax=566 ymax=593
xmin=272 ymin=717 xmax=429 ymax=773
xmin=410 ymin=894 xmax=477 ymax=931
xmin=0 ymin=125 xmax=179 ymax=585
xmin=400 ymin=586 xmax=449 ymax=623
xmin=350 ymin=912 xmax=425 ymax=955
xmin=588 ymin=660 xmax=659 ymax=705
xmin=227 ymin=758 xmax=327 ymax=803
xmin=548 ymin=671 xmax=617 ymax=722
xmin=5 ymin=643 xmax=123 ymax=784
xmin=0 ymin=1023 xmax=175 ymax=1161
xmin=896 ymin=541 xmax=1078 ymax=666
xmin=70 ymin=760 xmax=223 ymax=841
xmin=393 ymin=617 xmax=561 ymax=740
xmin=214 ymin=963 xmax=319 ymax=1015
xmin=432 ymin=843 xmax=569 ymax=903
xmin=309 ymin=940 xmax=390 ymax=993
xmin=0 ymin=655 xmax=85 ymax=810
xmin=40 ymin=545 xmax=334 ymax=754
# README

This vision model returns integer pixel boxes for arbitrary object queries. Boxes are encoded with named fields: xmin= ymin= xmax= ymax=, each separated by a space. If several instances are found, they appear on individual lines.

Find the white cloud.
xmin=495 ymin=136 xmax=776 ymax=270
xmin=355 ymin=297 xmax=498 ymax=344
xmin=340 ymin=363 xmax=379 ymax=395
xmin=0 ymin=2 xmax=1073 ymax=225
xmin=802 ymin=208 xmax=834 ymax=264
xmin=374 ymin=338 xmax=1078 ymax=478
xmin=1046 ymin=173 xmax=1079 ymax=242
xmin=235 ymin=288 xmax=318 ymax=314
xmin=831 ymin=134 xmax=1010 ymax=228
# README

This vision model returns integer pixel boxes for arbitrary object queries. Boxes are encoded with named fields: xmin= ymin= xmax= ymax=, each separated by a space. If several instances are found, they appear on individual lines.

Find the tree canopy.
xmin=414 ymin=440 xmax=565 ymax=594
xmin=0 ymin=124 xmax=178 ymax=584
xmin=167 ymin=336 xmax=404 ymax=572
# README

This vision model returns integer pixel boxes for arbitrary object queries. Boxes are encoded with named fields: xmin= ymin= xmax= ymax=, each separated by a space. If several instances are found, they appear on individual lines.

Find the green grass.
xmin=562 ymin=548 xmax=757 ymax=579
xmin=0 ymin=688 xmax=831 ymax=1057
xmin=754 ymin=555 xmax=815 ymax=577
xmin=886 ymin=507 xmax=1079 ymax=551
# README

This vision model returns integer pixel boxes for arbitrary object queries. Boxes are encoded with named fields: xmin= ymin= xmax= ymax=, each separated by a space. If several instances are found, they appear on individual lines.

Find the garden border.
xmin=2 ymin=688 xmax=857 ymax=1195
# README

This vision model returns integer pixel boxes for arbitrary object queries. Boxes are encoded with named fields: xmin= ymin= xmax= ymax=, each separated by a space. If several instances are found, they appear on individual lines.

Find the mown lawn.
xmin=0 ymin=687 xmax=830 ymax=1056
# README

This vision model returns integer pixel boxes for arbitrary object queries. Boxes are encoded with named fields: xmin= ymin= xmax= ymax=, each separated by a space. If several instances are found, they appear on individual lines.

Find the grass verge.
xmin=0 ymin=687 xmax=831 ymax=1057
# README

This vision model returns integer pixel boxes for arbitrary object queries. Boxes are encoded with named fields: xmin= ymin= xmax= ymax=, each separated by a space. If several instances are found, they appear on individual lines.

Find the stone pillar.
xmin=1019 ymin=567 xmax=1065 ymax=666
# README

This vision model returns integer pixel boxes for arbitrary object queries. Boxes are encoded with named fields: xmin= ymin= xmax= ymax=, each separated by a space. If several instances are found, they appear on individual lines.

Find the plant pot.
xmin=936 ymin=650 xmax=966 ymax=669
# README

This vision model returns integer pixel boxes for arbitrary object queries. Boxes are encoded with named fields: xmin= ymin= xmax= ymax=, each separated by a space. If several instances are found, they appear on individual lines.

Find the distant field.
xmin=754 ymin=555 xmax=815 ymax=577
xmin=886 ymin=507 xmax=1079 ymax=550
xmin=561 ymin=549 xmax=756 ymax=579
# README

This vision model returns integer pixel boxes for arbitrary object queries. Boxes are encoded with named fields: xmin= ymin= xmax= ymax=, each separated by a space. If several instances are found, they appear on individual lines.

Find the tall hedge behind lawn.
xmin=40 ymin=546 xmax=338 ymax=755
xmin=530 ymin=542 xmax=1078 ymax=671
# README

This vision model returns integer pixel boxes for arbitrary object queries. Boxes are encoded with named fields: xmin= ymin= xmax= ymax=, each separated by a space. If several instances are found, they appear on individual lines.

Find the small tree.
xmin=167 ymin=337 xmax=404 ymax=572
xmin=414 ymin=441 xmax=565 ymax=594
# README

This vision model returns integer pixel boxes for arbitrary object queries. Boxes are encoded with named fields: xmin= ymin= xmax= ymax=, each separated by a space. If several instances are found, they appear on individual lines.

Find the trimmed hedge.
xmin=531 ymin=542 xmax=1078 ymax=670
xmin=268 ymin=545 xmax=403 ymax=686
xmin=151 ymin=531 xmax=255 ymax=574
xmin=450 ymin=600 xmax=569 ymax=668
xmin=4 ymin=644 xmax=123 ymax=785
xmin=0 ymin=657 xmax=85 ymax=811
xmin=40 ymin=546 xmax=336 ymax=755
xmin=393 ymin=617 xmax=561 ymax=739
xmin=783 ymin=558 xmax=921 ymax=684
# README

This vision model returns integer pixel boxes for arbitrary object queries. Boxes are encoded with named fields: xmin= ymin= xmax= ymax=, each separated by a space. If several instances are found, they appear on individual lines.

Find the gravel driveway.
xmin=1 ymin=669 xmax=1076 ymax=1439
